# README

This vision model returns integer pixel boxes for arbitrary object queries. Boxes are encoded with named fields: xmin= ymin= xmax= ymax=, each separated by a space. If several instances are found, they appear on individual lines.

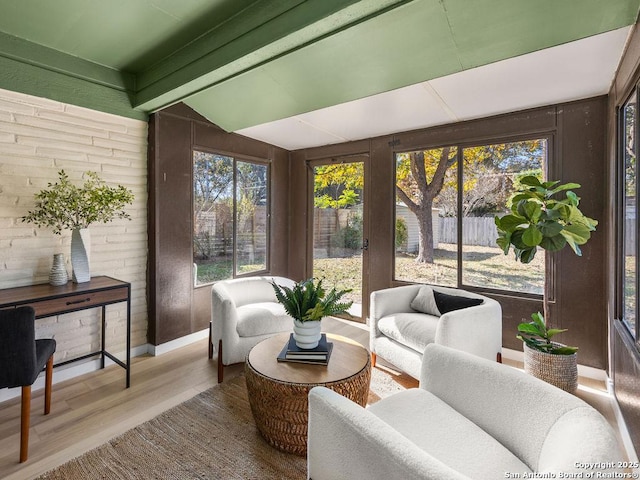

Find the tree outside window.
xmin=193 ymin=151 xmax=268 ymax=285
xmin=395 ymin=139 xmax=547 ymax=295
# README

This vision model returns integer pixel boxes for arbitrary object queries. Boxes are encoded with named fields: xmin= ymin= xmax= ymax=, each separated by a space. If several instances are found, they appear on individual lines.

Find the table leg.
xmin=101 ymin=305 xmax=106 ymax=369
xmin=126 ymin=289 xmax=131 ymax=388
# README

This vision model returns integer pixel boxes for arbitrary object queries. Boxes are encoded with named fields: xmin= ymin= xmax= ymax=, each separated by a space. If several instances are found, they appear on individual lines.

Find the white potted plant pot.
xmin=272 ymin=278 xmax=353 ymax=349
xmin=292 ymin=320 xmax=322 ymax=349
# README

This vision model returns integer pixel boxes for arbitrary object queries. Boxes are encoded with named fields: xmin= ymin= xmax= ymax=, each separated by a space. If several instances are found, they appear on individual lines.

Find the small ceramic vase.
xmin=49 ymin=253 xmax=68 ymax=286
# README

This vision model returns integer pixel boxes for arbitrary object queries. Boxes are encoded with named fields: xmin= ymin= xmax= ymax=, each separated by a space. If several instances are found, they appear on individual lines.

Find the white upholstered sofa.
xmin=308 ymin=343 xmax=623 ymax=480
xmin=370 ymin=284 xmax=502 ymax=379
xmin=208 ymin=275 xmax=295 ymax=382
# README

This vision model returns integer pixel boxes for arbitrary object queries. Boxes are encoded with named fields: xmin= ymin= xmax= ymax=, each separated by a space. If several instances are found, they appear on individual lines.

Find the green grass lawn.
xmin=397 ymin=243 xmax=544 ymax=295
xmin=197 ymin=244 xmax=544 ymax=303
xmin=314 ymin=256 xmax=364 ymax=304
xmin=314 ymin=243 xmax=544 ymax=303
xmin=624 ymin=256 xmax=636 ymax=334
xmin=195 ymin=258 xmax=265 ymax=285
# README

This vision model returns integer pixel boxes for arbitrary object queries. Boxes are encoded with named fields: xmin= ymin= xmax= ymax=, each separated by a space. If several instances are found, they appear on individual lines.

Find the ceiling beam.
xmin=133 ymin=0 xmax=409 ymax=113
xmin=0 ymin=32 xmax=144 ymax=120
xmin=0 ymin=32 xmax=135 ymax=92
xmin=183 ymin=0 xmax=640 ymax=132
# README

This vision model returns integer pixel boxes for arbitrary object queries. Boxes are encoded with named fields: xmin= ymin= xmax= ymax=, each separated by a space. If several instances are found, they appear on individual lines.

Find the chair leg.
xmin=208 ymin=323 xmax=213 ymax=359
xmin=217 ymin=339 xmax=224 ymax=383
xmin=20 ymin=385 xmax=31 ymax=463
xmin=497 ymin=352 xmax=502 ymax=363
xmin=371 ymin=352 xmax=377 ymax=368
xmin=44 ymin=355 xmax=53 ymax=415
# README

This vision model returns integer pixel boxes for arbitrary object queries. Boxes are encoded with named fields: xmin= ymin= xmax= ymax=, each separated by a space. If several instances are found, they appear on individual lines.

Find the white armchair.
xmin=370 ymin=284 xmax=502 ymax=379
xmin=208 ymin=275 xmax=295 ymax=382
xmin=308 ymin=344 xmax=623 ymax=480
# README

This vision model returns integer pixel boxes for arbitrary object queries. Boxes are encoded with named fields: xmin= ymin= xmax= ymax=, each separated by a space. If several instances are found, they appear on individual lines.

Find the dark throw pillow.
xmin=433 ymin=290 xmax=483 ymax=314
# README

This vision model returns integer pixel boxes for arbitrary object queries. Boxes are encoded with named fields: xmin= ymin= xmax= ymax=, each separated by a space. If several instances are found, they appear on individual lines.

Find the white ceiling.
xmin=236 ymin=26 xmax=632 ymax=151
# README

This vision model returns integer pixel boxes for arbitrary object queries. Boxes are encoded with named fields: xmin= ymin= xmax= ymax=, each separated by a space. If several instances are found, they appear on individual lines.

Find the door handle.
xmin=361 ymin=238 xmax=369 ymax=251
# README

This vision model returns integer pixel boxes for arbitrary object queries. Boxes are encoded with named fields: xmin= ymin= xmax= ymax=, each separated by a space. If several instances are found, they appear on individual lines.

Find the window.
xmin=193 ymin=151 xmax=269 ymax=285
xmin=621 ymin=91 xmax=637 ymax=338
xmin=395 ymin=146 xmax=458 ymax=287
xmin=395 ymin=139 xmax=547 ymax=295
xmin=461 ymin=141 xmax=546 ymax=294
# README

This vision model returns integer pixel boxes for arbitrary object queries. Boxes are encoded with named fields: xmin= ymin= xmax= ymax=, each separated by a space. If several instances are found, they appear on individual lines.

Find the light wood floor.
xmin=0 ymin=317 xmax=626 ymax=479
xmin=0 ymin=317 xmax=368 ymax=479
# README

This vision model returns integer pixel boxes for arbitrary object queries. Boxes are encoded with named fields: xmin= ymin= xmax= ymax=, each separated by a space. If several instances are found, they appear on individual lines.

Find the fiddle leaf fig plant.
xmin=21 ymin=170 xmax=134 ymax=234
xmin=517 ymin=312 xmax=578 ymax=355
xmin=494 ymin=176 xmax=598 ymax=264
xmin=496 ymin=176 xmax=595 ymax=358
xmin=272 ymin=278 xmax=353 ymax=322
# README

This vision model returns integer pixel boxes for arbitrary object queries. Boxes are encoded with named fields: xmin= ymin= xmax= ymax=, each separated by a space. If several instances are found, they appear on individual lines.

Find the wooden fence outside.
xmin=398 ymin=215 xmax=500 ymax=250
xmin=439 ymin=217 xmax=498 ymax=247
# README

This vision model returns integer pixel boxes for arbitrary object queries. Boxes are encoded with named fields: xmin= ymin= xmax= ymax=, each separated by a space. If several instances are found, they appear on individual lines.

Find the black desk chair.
xmin=0 ymin=306 xmax=56 ymax=462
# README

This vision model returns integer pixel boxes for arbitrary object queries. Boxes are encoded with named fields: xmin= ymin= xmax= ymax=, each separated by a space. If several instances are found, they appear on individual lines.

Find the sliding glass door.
xmin=310 ymin=156 xmax=368 ymax=321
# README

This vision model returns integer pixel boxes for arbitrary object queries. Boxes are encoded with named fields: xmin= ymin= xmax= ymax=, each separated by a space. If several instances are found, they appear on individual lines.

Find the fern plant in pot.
xmin=494 ymin=176 xmax=597 ymax=392
xmin=272 ymin=278 xmax=353 ymax=349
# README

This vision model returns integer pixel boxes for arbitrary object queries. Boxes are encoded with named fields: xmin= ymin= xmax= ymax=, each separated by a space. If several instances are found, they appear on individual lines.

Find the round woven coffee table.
xmin=245 ymin=332 xmax=371 ymax=456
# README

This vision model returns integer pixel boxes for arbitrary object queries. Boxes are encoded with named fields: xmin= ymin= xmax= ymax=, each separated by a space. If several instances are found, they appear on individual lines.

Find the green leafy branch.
xmin=21 ymin=170 xmax=134 ymax=234
xmin=272 ymin=278 xmax=353 ymax=322
xmin=517 ymin=312 xmax=578 ymax=355
xmin=494 ymin=176 xmax=597 ymax=263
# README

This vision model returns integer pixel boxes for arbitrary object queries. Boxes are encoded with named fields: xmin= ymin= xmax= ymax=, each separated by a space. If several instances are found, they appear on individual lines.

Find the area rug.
xmin=37 ymin=366 xmax=415 ymax=480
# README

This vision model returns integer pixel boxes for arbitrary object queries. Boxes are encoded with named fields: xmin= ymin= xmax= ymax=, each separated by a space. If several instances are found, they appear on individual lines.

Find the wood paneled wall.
xmin=607 ymin=17 xmax=640 ymax=458
xmin=289 ymin=98 xmax=607 ymax=368
xmin=149 ymin=98 xmax=608 ymax=368
xmin=147 ymin=104 xmax=289 ymax=346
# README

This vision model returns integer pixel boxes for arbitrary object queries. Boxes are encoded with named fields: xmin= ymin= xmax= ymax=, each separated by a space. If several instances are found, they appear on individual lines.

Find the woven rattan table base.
xmin=245 ymin=353 xmax=371 ymax=456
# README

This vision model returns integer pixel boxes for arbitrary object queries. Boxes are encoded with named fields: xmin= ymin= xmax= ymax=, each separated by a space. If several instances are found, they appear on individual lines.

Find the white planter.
xmin=71 ymin=228 xmax=91 ymax=283
xmin=292 ymin=320 xmax=322 ymax=349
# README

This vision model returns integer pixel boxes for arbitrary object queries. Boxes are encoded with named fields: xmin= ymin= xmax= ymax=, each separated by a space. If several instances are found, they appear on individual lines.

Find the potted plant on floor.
xmin=517 ymin=311 xmax=579 ymax=391
xmin=272 ymin=278 xmax=353 ymax=349
xmin=22 ymin=170 xmax=134 ymax=283
xmin=494 ymin=175 xmax=597 ymax=392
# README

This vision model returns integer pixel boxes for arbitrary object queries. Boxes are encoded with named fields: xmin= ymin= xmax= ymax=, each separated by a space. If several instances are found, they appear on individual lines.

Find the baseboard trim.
xmin=0 ymin=344 xmax=149 ymax=404
xmin=150 ymin=328 xmax=209 ymax=356
xmin=0 ymin=329 xmax=213 ymax=404
xmin=501 ymin=347 xmax=608 ymax=381
xmin=607 ymin=379 xmax=640 ymax=463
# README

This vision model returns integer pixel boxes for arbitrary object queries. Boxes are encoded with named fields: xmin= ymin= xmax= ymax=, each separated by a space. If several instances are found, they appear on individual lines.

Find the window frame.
xmin=392 ymin=132 xmax=553 ymax=299
xmin=192 ymin=148 xmax=271 ymax=287
xmin=617 ymin=88 xmax=640 ymax=343
xmin=393 ymin=143 xmax=460 ymax=289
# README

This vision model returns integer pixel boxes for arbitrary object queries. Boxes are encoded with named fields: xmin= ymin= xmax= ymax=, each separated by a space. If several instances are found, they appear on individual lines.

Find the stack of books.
xmin=277 ymin=333 xmax=333 ymax=365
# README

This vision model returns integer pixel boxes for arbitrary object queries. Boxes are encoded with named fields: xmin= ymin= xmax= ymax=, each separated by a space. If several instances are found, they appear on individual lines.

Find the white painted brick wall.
xmin=0 ymin=87 xmax=148 ymax=363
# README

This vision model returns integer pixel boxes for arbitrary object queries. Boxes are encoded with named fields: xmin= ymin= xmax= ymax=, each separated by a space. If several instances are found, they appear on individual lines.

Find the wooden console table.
xmin=0 ymin=276 xmax=131 ymax=387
